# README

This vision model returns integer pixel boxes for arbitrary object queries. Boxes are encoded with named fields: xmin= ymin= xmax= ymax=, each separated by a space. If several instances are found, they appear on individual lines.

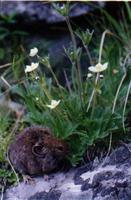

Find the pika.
xmin=8 ymin=126 xmax=69 ymax=182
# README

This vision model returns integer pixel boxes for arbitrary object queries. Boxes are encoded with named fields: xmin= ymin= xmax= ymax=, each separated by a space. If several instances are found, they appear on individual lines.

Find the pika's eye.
xmin=39 ymin=130 xmax=49 ymax=135
xmin=56 ymin=146 xmax=64 ymax=152
xmin=44 ymin=131 xmax=50 ymax=135
xmin=32 ymin=145 xmax=48 ymax=158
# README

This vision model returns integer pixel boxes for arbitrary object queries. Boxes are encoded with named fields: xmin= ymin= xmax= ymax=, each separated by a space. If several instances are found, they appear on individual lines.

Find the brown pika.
xmin=8 ymin=126 xmax=69 ymax=181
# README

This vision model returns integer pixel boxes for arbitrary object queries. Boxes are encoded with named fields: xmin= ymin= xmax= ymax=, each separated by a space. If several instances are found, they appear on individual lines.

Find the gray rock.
xmin=0 ymin=1 xmax=105 ymax=24
xmin=28 ymin=190 xmax=61 ymax=200
xmin=3 ymin=143 xmax=131 ymax=200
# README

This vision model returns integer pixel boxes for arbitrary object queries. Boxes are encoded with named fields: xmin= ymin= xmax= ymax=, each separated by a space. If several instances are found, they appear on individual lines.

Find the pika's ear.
xmin=55 ymin=145 xmax=65 ymax=155
xmin=55 ymin=143 xmax=69 ymax=156
xmin=38 ymin=127 xmax=52 ymax=139
xmin=43 ymin=127 xmax=52 ymax=135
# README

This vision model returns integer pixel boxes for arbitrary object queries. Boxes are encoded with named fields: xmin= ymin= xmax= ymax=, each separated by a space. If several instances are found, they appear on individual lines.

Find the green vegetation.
xmin=0 ymin=110 xmax=18 ymax=186
xmin=0 ymin=2 xmax=130 ymax=188
xmin=13 ymin=30 xmax=130 ymax=165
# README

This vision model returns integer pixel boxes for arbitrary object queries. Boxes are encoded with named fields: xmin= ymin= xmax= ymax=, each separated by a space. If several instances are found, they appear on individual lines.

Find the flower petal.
xmin=102 ymin=62 xmax=108 ymax=71
xmin=100 ymin=74 xmax=104 ymax=78
xmin=25 ymin=65 xmax=31 ymax=73
xmin=88 ymin=66 xmax=97 ymax=73
xmin=89 ymin=62 xmax=108 ymax=73
xmin=46 ymin=100 xmax=61 ymax=109
xmin=46 ymin=105 xmax=53 ymax=109
xmin=25 ymin=62 xmax=39 ymax=73
xmin=87 ymin=73 xmax=93 ymax=78
xmin=29 ymin=47 xmax=38 ymax=57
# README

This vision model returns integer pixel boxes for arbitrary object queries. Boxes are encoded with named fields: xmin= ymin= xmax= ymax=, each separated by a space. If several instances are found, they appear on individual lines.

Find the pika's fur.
xmin=9 ymin=126 xmax=69 ymax=176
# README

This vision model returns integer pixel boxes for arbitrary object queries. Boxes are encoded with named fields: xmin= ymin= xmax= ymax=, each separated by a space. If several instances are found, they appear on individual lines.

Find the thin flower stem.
xmin=112 ymin=52 xmax=131 ymax=114
xmin=41 ymin=78 xmax=52 ymax=101
xmin=63 ymin=70 xmax=72 ymax=94
xmin=86 ymin=30 xmax=110 ymax=113
xmin=99 ymin=30 xmax=121 ymax=162
xmin=0 ymin=76 xmax=11 ymax=88
xmin=84 ymin=76 xmax=90 ymax=97
xmin=6 ymin=115 xmax=22 ymax=185
xmin=106 ymin=57 xmax=127 ymax=165
xmin=66 ymin=16 xmax=77 ymax=50
xmin=64 ymin=49 xmax=77 ymax=91
xmin=48 ymin=64 xmax=62 ymax=89
xmin=7 ymin=153 xmax=20 ymax=184
xmin=39 ymin=56 xmax=62 ymax=90
xmin=112 ymin=73 xmax=127 ymax=114
xmin=65 ymin=16 xmax=83 ymax=107
xmin=98 ymin=30 xmax=109 ymax=64
xmin=123 ymin=80 xmax=131 ymax=133
xmin=84 ymin=44 xmax=93 ymax=66
xmin=71 ymin=63 xmax=77 ymax=92
xmin=0 ymin=63 xmax=12 ymax=69
xmin=104 ymin=53 xmax=131 ymax=165
xmin=101 ymin=133 xmax=112 ymax=167
xmin=86 ymin=73 xmax=99 ymax=112
xmin=86 ymin=88 xmax=95 ymax=112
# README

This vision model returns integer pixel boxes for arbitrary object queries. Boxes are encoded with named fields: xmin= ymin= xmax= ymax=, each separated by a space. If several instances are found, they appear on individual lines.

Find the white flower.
xmin=36 ymin=97 xmax=39 ymax=101
xmin=60 ymin=4 xmax=65 ymax=9
xmin=25 ymin=62 xmax=39 ymax=73
xmin=88 ymin=62 xmax=108 ymax=73
xmin=100 ymin=74 xmax=104 ymax=78
xmin=87 ymin=73 xmax=93 ymax=78
xmin=46 ymin=100 xmax=61 ymax=109
xmin=35 ymin=76 xmax=39 ymax=80
xmin=29 ymin=47 xmax=38 ymax=57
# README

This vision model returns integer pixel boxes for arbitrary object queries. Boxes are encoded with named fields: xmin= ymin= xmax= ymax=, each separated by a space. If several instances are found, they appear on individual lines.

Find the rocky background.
xmin=0 ymin=1 xmax=105 ymax=24
xmin=0 ymin=1 xmax=123 ymax=78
